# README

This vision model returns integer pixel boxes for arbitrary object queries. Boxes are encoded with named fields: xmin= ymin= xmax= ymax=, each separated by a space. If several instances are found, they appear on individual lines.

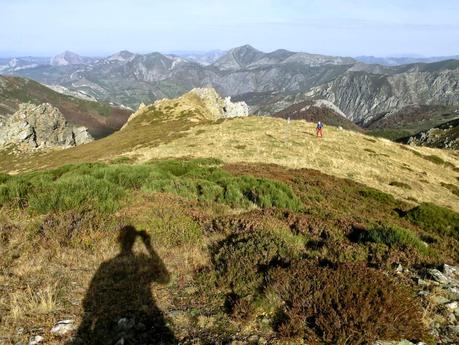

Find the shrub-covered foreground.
xmin=1 ymin=159 xmax=458 ymax=344
xmin=269 ymin=262 xmax=428 ymax=344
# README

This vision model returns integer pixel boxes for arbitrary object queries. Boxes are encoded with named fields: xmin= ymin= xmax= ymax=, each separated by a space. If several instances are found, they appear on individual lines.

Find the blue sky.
xmin=1 ymin=0 xmax=458 ymax=57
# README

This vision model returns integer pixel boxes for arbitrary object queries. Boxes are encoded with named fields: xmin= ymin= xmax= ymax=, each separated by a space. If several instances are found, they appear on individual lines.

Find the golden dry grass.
xmin=1 ymin=90 xmax=457 ymax=211
xmin=124 ymin=116 xmax=459 ymax=211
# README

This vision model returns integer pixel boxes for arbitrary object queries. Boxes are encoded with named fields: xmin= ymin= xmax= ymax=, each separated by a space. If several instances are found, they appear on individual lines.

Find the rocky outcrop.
xmin=406 ymin=118 xmax=459 ymax=150
xmin=120 ymin=88 xmax=249 ymax=131
xmin=189 ymin=88 xmax=249 ymax=118
xmin=0 ymin=103 xmax=93 ymax=149
xmin=120 ymin=103 xmax=147 ymax=130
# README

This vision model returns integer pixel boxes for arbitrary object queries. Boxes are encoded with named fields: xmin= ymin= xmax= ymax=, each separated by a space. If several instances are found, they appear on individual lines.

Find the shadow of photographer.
xmin=70 ymin=225 xmax=177 ymax=345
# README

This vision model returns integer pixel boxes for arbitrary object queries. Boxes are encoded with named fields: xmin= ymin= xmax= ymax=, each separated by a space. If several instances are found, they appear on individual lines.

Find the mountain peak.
xmin=231 ymin=44 xmax=259 ymax=52
xmin=214 ymin=45 xmax=265 ymax=70
xmin=51 ymin=51 xmax=85 ymax=66
xmin=107 ymin=50 xmax=136 ymax=62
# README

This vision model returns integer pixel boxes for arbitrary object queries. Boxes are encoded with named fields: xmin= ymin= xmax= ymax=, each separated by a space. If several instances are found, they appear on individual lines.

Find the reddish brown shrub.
xmin=269 ymin=261 xmax=429 ymax=345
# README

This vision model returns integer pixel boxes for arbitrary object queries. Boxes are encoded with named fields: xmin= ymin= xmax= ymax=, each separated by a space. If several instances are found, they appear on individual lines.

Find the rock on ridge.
xmin=120 ymin=88 xmax=249 ymax=129
xmin=120 ymin=103 xmax=148 ymax=130
xmin=0 ymin=103 xmax=93 ymax=149
xmin=188 ymin=88 xmax=249 ymax=119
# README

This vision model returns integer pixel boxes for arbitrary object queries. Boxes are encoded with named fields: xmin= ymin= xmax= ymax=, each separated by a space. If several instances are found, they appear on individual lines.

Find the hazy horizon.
xmin=1 ymin=0 xmax=458 ymax=57
xmin=1 ymin=45 xmax=459 ymax=60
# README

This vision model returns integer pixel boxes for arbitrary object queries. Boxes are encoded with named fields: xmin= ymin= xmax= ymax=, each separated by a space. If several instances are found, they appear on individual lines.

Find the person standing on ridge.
xmin=316 ymin=121 xmax=324 ymax=137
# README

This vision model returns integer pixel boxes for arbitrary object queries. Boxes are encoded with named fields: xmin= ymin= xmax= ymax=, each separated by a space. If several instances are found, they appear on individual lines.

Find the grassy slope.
xmin=1 ymin=159 xmax=457 ymax=344
xmin=1 ymin=90 xmax=458 ymax=343
xmin=0 ymin=75 xmax=131 ymax=138
xmin=1 ymin=92 xmax=458 ymax=212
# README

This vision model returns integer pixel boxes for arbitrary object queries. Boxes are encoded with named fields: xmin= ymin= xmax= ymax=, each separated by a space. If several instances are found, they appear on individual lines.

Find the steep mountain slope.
xmin=1 ymin=89 xmax=457 ymax=212
xmin=0 ymin=75 xmax=131 ymax=138
xmin=271 ymin=100 xmax=362 ymax=131
xmin=213 ymin=45 xmax=355 ymax=70
xmin=305 ymin=60 xmax=459 ymax=124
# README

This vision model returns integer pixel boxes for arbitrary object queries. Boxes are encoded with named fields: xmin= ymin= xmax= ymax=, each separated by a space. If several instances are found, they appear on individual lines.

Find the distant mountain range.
xmin=1 ymin=45 xmax=458 ymax=143
xmin=355 ymin=55 xmax=459 ymax=66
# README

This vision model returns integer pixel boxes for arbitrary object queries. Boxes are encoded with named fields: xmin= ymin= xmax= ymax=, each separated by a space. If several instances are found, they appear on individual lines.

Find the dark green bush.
xmin=269 ymin=261 xmax=429 ymax=344
xmin=405 ymin=203 xmax=459 ymax=239
xmin=0 ymin=172 xmax=11 ymax=184
xmin=389 ymin=181 xmax=412 ymax=189
xmin=212 ymin=229 xmax=303 ymax=298
xmin=358 ymin=187 xmax=396 ymax=204
xmin=357 ymin=223 xmax=428 ymax=255
xmin=441 ymin=182 xmax=459 ymax=197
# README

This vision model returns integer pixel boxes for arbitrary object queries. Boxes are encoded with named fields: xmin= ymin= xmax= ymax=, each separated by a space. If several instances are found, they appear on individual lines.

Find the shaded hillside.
xmin=402 ymin=118 xmax=459 ymax=150
xmin=365 ymin=105 xmax=459 ymax=140
xmin=272 ymin=100 xmax=362 ymax=131
xmin=0 ymin=75 xmax=131 ymax=138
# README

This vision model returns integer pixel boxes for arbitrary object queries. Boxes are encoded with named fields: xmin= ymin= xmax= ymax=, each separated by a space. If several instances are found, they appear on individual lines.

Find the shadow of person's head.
xmin=116 ymin=225 xmax=170 ymax=284
xmin=118 ymin=225 xmax=139 ymax=255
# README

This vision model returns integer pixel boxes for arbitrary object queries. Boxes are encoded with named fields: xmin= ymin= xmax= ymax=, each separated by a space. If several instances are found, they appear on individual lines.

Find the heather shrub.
xmin=405 ymin=203 xmax=459 ymax=239
xmin=269 ymin=261 xmax=429 ymax=344
xmin=358 ymin=187 xmax=396 ymax=204
xmin=356 ymin=223 xmax=428 ymax=255
xmin=211 ymin=229 xmax=303 ymax=298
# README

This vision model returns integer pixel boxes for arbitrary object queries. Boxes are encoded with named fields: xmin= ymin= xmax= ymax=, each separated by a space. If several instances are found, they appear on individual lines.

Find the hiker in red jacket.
xmin=316 ymin=121 xmax=324 ymax=137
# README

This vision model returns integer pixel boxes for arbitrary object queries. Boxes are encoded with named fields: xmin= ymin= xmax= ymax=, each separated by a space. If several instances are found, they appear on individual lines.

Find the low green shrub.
xmin=269 ymin=261 xmax=429 ymax=344
xmin=405 ymin=203 xmax=459 ymax=239
xmin=389 ymin=181 xmax=412 ymax=189
xmin=142 ymin=209 xmax=203 ymax=248
xmin=0 ymin=159 xmax=303 ymax=214
xmin=0 ymin=172 xmax=11 ymax=184
xmin=358 ymin=187 xmax=396 ymax=204
xmin=423 ymin=154 xmax=446 ymax=165
xmin=28 ymin=174 xmax=124 ymax=214
xmin=441 ymin=182 xmax=459 ymax=197
xmin=356 ymin=223 xmax=428 ymax=255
